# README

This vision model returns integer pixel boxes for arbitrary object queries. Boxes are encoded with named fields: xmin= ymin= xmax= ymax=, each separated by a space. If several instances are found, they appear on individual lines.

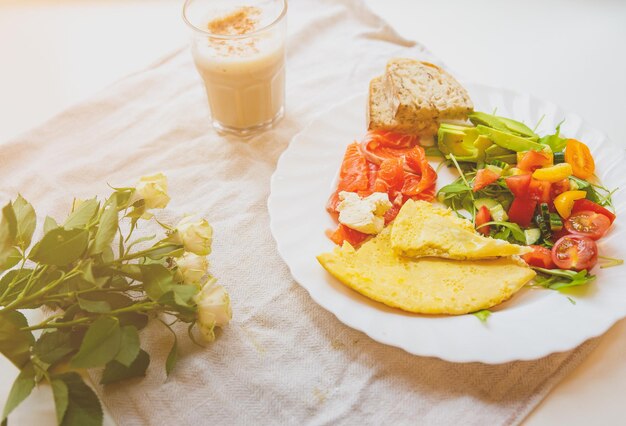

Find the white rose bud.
xmin=175 ymin=253 xmax=209 ymax=286
xmin=195 ymin=278 xmax=232 ymax=341
xmin=136 ymin=173 xmax=170 ymax=209
xmin=175 ymin=218 xmax=213 ymax=256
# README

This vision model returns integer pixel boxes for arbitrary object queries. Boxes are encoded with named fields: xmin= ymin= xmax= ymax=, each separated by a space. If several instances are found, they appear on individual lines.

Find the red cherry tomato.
xmin=508 ymin=197 xmax=537 ymax=228
xmin=565 ymin=210 xmax=611 ymax=240
xmin=505 ymin=174 xmax=532 ymax=198
xmin=522 ymin=245 xmax=556 ymax=269
xmin=551 ymin=235 xmax=598 ymax=271
xmin=475 ymin=205 xmax=492 ymax=236
xmin=473 ymin=168 xmax=500 ymax=192
xmin=571 ymin=199 xmax=616 ymax=224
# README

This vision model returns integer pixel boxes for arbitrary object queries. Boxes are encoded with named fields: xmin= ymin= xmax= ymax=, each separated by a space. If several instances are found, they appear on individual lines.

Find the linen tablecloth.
xmin=0 ymin=0 xmax=598 ymax=424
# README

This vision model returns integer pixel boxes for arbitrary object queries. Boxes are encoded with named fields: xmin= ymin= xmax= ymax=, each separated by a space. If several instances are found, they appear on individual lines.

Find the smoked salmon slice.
xmin=326 ymin=130 xmax=438 ymax=247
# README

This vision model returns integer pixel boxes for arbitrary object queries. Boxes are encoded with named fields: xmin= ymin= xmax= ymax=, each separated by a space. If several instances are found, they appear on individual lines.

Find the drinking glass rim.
xmin=182 ymin=0 xmax=288 ymax=39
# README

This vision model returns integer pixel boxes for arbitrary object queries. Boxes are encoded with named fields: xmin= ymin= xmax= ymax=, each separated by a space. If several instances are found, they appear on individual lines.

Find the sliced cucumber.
xmin=489 ymin=159 xmax=509 ymax=170
xmin=474 ymin=198 xmax=499 ymax=210
xmin=524 ymin=228 xmax=541 ymax=245
xmin=474 ymin=198 xmax=509 ymax=222
xmin=534 ymin=203 xmax=552 ymax=240
xmin=489 ymin=204 xmax=509 ymax=222
xmin=550 ymin=213 xmax=563 ymax=231
xmin=553 ymin=151 xmax=565 ymax=164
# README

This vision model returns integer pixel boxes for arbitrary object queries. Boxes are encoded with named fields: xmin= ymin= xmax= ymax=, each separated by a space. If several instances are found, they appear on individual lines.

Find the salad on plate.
xmin=317 ymin=58 xmax=620 ymax=318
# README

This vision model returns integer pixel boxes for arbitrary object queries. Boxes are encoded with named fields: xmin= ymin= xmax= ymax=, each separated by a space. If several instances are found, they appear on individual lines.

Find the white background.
xmin=0 ymin=0 xmax=625 ymax=424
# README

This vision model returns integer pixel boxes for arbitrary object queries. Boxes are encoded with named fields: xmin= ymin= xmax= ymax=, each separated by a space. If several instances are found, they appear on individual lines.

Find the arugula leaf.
xmin=472 ymin=310 xmax=491 ymax=323
xmin=539 ymin=120 xmax=567 ymax=152
xmin=532 ymin=267 xmax=596 ymax=290
xmin=599 ymin=255 xmax=624 ymax=269
xmin=478 ymin=221 xmax=526 ymax=243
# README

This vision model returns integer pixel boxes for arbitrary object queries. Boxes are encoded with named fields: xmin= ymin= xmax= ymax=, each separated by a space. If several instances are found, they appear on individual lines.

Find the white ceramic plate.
xmin=268 ymin=83 xmax=626 ymax=364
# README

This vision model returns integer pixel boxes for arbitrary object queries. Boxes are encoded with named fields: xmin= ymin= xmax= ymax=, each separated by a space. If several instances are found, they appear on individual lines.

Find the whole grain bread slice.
xmin=367 ymin=59 xmax=473 ymax=135
xmin=367 ymin=75 xmax=438 ymax=135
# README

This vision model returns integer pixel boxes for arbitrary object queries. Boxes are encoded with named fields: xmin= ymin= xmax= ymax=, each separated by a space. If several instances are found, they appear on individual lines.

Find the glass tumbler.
xmin=183 ymin=0 xmax=287 ymax=136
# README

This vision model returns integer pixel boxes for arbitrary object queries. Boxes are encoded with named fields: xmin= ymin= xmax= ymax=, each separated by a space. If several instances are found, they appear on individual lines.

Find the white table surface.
xmin=1 ymin=0 xmax=625 ymax=424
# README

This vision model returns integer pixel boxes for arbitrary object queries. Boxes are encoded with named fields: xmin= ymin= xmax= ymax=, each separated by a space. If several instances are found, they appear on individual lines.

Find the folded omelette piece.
xmin=390 ymin=200 xmax=531 ymax=260
xmin=317 ymin=228 xmax=535 ymax=314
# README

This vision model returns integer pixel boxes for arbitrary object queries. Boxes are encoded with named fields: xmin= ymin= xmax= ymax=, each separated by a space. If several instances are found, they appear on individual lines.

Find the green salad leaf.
xmin=472 ymin=309 xmax=492 ymax=323
xmin=532 ymin=267 xmax=596 ymax=290
xmin=538 ymin=120 xmax=567 ymax=152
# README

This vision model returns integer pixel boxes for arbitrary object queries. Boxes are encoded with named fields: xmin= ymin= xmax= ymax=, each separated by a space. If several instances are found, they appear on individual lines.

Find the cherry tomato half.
xmin=571 ymin=198 xmax=616 ymax=224
xmin=551 ymin=234 xmax=598 ymax=271
xmin=522 ymin=245 xmax=556 ymax=269
xmin=565 ymin=139 xmax=595 ymax=180
xmin=565 ymin=210 xmax=611 ymax=240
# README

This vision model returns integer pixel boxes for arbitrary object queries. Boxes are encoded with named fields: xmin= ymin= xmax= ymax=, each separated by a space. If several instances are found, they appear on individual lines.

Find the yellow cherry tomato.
xmin=532 ymin=163 xmax=573 ymax=182
xmin=565 ymin=139 xmax=595 ymax=179
xmin=553 ymin=190 xmax=587 ymax=218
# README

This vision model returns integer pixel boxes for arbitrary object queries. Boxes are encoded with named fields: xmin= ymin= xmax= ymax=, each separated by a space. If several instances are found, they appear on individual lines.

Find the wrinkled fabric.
xmin=0 ymin=0 xmax=597 ymax=425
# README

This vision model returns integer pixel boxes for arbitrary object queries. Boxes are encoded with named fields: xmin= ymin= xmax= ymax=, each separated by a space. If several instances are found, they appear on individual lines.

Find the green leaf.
xmin=70 ymin=317 xmax=122 ymax=368
xmin=79 ymin=260 xmax=96 ymax=285
xmin=43 ymin=215 xmax=58 ymax=234
xmin=1 ymin=363 xmax=36 ymax=422
xmin=159 ymin=285 xmax=199 ymax=310
xmin=538 ymin=120 xmax=567 ymax=152
xmin=479 ymin=221 xmax=526 ymax=243
xmin=51 ymin=378 xmax=69 ymax=425
xmin=0 ymin=310 xmax=34 ymax=368
xmin=12 ymin=195 xmax=36 ymax=250
xmin=56 ymin=372 xmax=103 ymax=426
xmin=141 ymin=264 xmax=176 ymax=301
xmin=100 ymin=350 xmax=149 ymax=385
xmin=145 ymin=243 xmax=184 ymax=260
xmin=30 ymin=228 xmax=89 ymax=266
xmin=92 ymin=200 xmax=118 ymax=255
xmin=64 ymin=198 xmax=99 ymax=229
xmin=111 ymin=189 xmax=134 ymax=210
xmin=0 ymin=203 xmax=18 ymax=268
xmin=118 ymin=312 xmax=149 ymax=330
xmin=114 ymin=326 xmax=140 ymax=367
xmin=472 ymin=309 xmax=491 ymax=323
xmin=77 ymin=296 xmax=111 ymax=313
xmin=532 ymin=267 xmax=596 ymax=291
xmin=34 ymin=330 xmax=76 ymax=364
xmin=0 ymin=247 xmax=21 ymax=271
xmin=438 ymin=182 xmax=471 ymax=195
xmin=165 ymin=335 xmax=177 ymax=377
